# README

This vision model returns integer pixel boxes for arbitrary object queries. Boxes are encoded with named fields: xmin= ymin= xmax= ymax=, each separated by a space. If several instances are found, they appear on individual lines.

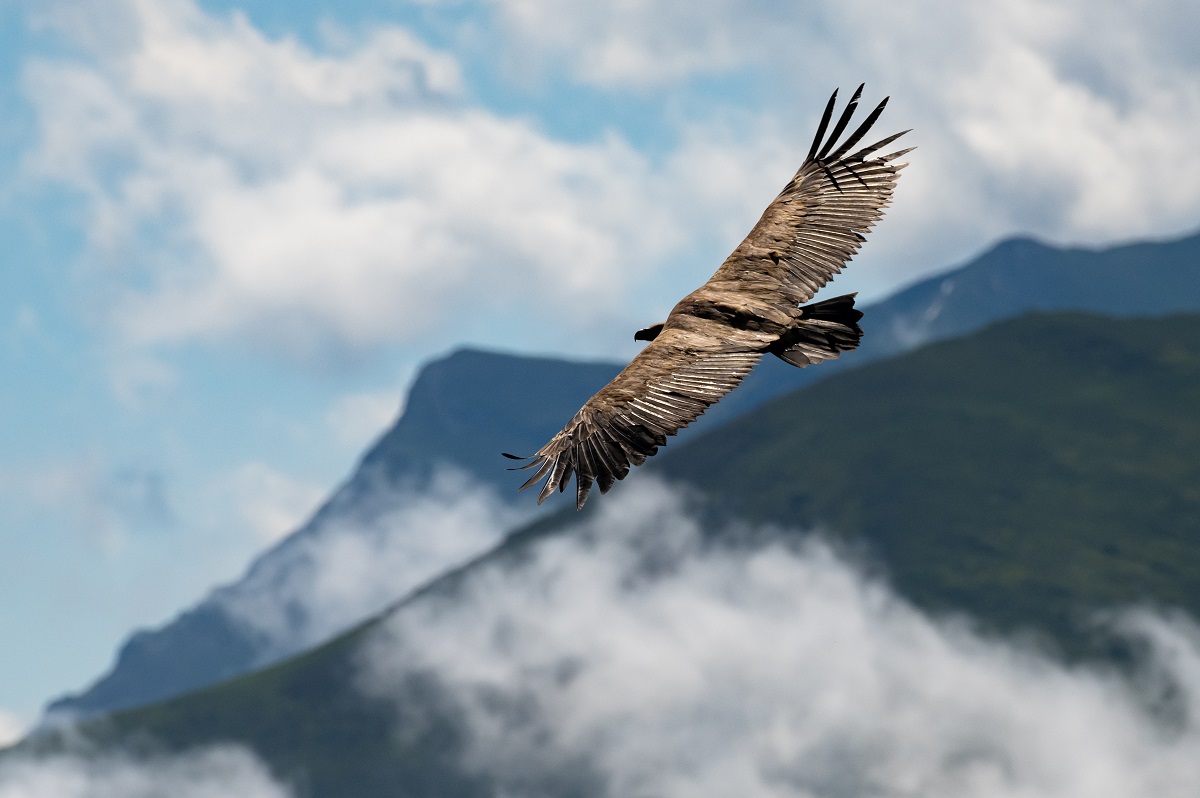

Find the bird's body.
xmin=506 ymin=86 xmax=911 ymax=509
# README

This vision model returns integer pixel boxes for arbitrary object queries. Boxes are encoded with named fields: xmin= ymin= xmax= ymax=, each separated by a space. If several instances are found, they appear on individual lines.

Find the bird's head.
xmin=634 ymin=322 xmax=664 ymax=342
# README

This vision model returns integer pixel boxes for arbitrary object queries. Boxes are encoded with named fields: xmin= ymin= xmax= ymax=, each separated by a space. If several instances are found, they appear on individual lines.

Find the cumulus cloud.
xmin=21 ymin=0 xmax=685 ymax=359
xmin=21 ymin=0 xmax=1200 ymax=361
xmin=480 ymin=0 xmax=1200 ymax=286
xmin=0 ymin=747 xmax=291 ymax=798
xmin=481 ymin=0 xmax=786 ymax=89
xmin=214 ymin=466 xmax=530 ymax=666
xmin=480 ymin=0 xmax=770 ymax=88
xmin=25 ymin=0 xmax=1200 ymax=368
xmin=361 ymin=479 xmax=1200 ymax=797
xmin=0 ymin=712 xmax=27 ymax=749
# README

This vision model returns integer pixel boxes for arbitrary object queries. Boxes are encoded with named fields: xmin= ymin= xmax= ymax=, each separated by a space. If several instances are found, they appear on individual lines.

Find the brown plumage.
xmin=505 ymin=85 xmax=912 ymax=509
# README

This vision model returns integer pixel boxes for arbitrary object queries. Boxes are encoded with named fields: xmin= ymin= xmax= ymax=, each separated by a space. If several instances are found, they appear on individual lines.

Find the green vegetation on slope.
xmin=663 ymin=311 xmax=1200 ymax=642
xmin=11 ymin=311 xmax=1200 ymax=796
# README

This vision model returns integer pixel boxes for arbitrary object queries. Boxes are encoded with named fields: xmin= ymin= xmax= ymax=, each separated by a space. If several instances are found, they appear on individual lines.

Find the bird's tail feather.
xmin=771 ymin=293 xmax=864 ymax=368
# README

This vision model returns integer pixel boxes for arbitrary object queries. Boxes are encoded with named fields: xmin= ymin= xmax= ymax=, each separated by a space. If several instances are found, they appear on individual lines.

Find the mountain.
xmin=357 ymin=349 xmax=623 ymax=493
xmin=44 ymin=227 xmax=1200 ymax=723
xmin=707 ymin=228 xmax=1200 ymax=424
xmin=661 ymin=311 xmax=1200 ymax=642
xmin=17 ymin=310 xmax=1200 ymax=797
xmin=44 ymin=351 xmax=622 ymax=722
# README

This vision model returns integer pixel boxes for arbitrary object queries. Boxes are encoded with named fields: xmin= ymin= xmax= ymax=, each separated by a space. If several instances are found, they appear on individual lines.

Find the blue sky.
xmin=2 ymin=0 xmax=1199 ymax=738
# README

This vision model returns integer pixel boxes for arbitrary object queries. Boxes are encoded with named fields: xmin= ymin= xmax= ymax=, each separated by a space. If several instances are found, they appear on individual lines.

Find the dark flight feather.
xmin=507 ymin=87 xmax=910 ymax=509
xmin=816 ymin=83 xmax=863 ymax=161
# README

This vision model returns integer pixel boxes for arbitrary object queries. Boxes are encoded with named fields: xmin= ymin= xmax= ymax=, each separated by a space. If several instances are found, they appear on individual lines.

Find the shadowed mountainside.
xmin=45 ymin=227 xmax=1200 ymax=723
xmin=44 ymin=352 xmax=622 ymax=722
xmin=662 ymin=311 xmax=1200 ymax=641
xmin=16 ymin=310 xmax=1200 ymax=797
xmin=712 ymin=228 xmax=1200 ymax=424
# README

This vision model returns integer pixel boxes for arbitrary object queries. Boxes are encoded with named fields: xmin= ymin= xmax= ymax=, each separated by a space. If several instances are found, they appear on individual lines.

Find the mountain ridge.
xmin=45 ymin=226 xmax=1200 ymax=722
xmin=16 ymin=309 xmax=1200 ymax=798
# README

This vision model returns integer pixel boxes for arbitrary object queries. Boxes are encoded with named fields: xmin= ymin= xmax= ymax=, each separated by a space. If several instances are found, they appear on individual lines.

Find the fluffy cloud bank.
xmin=22 ymin=0 xmax=684 ymax=358
xmin=0 ymin=713 xmax=26 ymax=750
xmin=23 ymin=0 xmax=1200 ymax=365
xmin=473 ymin=0 xmax=1200 ymax=285
xmin=362 ymin=480 xmax=1200 ymax=797
xmin=0 ymin=747 xmax=290 ymax=798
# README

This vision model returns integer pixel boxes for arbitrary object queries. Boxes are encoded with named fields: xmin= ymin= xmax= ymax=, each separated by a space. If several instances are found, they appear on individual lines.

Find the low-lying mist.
xmin=0 ymin=747 xmax=288 ymax=798
xmin=8 ymin=479 xmax=1200 ymax=797
xmin=213 ymin=466 xmax=530 ymax=665
xmin=361 ymin=479 xmax=1200 ymax=798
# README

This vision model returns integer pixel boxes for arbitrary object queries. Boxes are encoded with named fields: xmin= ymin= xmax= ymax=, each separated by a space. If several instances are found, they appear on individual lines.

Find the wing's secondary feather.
xmin=513 ymin=332 xmax=762 ymax=510
xmin=508 ymin=86 xmax=909 ymax=509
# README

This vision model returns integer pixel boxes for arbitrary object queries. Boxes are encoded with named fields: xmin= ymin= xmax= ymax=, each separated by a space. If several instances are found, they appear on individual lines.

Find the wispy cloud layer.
xmin=0 ymin=747 xmax=291 ymax=798
xmin=10 ymin=0 xmax=1200 ymax=733
xmin=0 ymin=456 xmax=172 ymax=553
xmin=362 ymin=480 xmax=1200 ymax=797
xmin=22 ymin=0 xmax=1200 ymax=366
xmin=402 ymin=0 xmax=1200 ymax=296
xmin=228 ymin=462 xmax=326 ymax=545
xmin=0 ymin=712 xmax=27 ymax=750
xmin=214 ymin=467 xmax=528 ymax=665
xmin=497 ymin=0 xmax=1200 ymax=259
xmin=22 ymin=0 xmax=682 ymax=359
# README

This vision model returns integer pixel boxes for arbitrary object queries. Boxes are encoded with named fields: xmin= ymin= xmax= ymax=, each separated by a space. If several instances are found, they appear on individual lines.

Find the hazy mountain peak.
xmin=43 ymin=226 xmax=1200 ymax=724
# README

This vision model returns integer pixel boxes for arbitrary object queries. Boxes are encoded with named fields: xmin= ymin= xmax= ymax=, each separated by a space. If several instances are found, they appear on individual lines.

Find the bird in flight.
xmin=505 ymin=85 xmax=911 ymax=510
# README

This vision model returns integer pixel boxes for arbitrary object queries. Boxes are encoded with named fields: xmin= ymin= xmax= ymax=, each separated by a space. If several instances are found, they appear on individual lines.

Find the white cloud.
xmin=22 ymin=0 xmax=683 ymax=359
xmin=22 ymin=0 xmax=1200 ymax=362
xmin=230 ymin=462 xmax=327 ymax=545
xmin=477 ymin=0 xmax=1200 ymax=292
xmin=214 ymin=466 xmax=530 ymax=666
xmin=326 ymin=389 xmax=401 ymax=450
xmin=0 ymin=746 xmax=291 ymax=798
xmin=361 ymin=479 xmax=1200 ymax=798
xmin=0 ymin=711 xmax=27 ymax=749
xmin=483 ymin=0 xmax=772 ymax=88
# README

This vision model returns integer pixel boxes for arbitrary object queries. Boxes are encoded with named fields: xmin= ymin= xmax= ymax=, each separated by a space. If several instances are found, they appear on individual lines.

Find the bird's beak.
xmin=634 ymin=322 xmax=664 ymax=342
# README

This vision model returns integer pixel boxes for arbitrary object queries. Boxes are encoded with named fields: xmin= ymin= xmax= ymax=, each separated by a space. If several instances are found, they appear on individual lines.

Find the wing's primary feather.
xmin=815 ymin=83 xmax=863 ymax=161
xmin=710 ymin=89 xmax=912 ymax=312
xmin=512 ymin=330 xmax=762 ymax=510
xmin=510 ymin=87 xmax=909 ymax=509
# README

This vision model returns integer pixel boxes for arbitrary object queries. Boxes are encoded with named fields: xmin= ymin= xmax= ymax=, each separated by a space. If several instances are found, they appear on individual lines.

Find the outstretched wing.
xmin=509 ymin=86 xmax=910 ymax=510
xmin=707 ymin=84 xmax=912 ymax=309
xmin=508 ymin=327 xmax=763 ymax=510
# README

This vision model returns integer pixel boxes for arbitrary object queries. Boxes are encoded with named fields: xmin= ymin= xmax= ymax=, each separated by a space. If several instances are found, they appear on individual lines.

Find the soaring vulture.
xmin=506 ymin=85 xmax=911 ymax=509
